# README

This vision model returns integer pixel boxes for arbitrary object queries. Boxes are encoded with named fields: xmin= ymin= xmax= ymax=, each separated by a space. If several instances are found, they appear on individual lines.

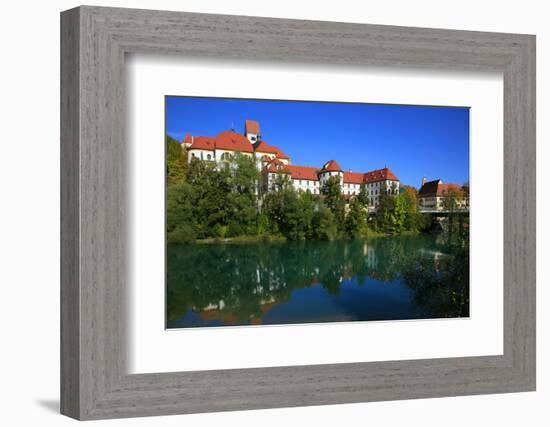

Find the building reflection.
xmin=167 ymin=235 xmax=469 ymax=327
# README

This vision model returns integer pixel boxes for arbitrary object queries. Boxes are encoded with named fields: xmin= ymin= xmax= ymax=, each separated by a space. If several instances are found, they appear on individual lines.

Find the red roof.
xmin=321 ymin=160 xmax=342 ymax=172
xmin=343 ymin=172 xmax=364 ymax=184
xmin=183 ymin=133 xmax=193 ymax=144
xmin=254 ymin=140 xmax=279 ymax=154
xmin=273 ymin=148 xmax=290 ymax=160
xmin=245 ymin=119 xmax=260 ymax=135
xmin=363 ymin=167 xmax=399 ymax=183
xmin=215 ymin=131 xmax=254 ymax=153
xmin=254 ymin=140 xmax=290 ymax=160
xmin=419 ymin=180 xmax=462 ymax=197
xmin=286 ymin=165 xmax=319 ymax=181
xmin=264 ymin=158 xmax=290 ymax=173
xmin=438 ymin=183 xmax=462 ymax=196
xmin=188 ymin=136 xmax=215 ymax=151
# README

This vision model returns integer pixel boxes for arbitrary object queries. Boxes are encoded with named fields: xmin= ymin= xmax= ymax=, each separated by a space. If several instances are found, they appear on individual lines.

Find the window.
xmin=206 ymin=154 xmax=212 ymax=160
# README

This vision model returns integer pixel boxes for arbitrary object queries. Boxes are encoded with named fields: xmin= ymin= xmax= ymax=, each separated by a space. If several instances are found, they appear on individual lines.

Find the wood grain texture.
xmin=60 ymin=6 xmax=536 ymax=420
xmin=60 ymin=7 xmax=80 ymax=419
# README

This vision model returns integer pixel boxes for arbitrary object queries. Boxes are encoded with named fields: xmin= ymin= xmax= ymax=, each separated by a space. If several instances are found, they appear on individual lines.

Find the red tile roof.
xmin=215 ymin=131 xmax=254 ymax=153
xmin=245 ymin=119 xmax=260 ymax=135
xmin=363 ymin=167 xmax=399 ymax=183
xmin=321 ymin=160 xmax=342 ymax=172
xmin=343 ymin=172 xmax=364 ymax=184
xmin=254 ymin=140 xmax=290 ymax=160
xmin=438 ymin=184 xmax=462 ymax=196
xmin=286 ymin=165 xmax=320 ymax=181
xmin=273 ymin=148 xmax=290 ymax=160
xmin=419 ymin=180 xmax=462 ymax=197
xmin=254 ymin=140 xmax=279 ymax=154
xmin=183 ymin=133 xmax=193 ymax=144
xmin=188 ymin=136 xmax=215 ymax=151
xmin=264 ymin=158 xmax=290 ymax=173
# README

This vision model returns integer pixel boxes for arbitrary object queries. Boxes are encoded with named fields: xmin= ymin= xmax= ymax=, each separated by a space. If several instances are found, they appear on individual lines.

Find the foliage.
xmin=167 ymin=235 xmax=469 ymax=325
xmin=357 ymin=183 xmax=370 ymax=206
xmin=320 ymin=176 xmax=346 ymax=234
xmin=402 ymin=246 xmax=469 ymax=317
xmin=372 ymin=185 xmax=430 ymax=234
xmin=311 ymin=204 xmax=338 ymax=240
xmin=345 ymin=197 xmax=366 ymax=238
xmin=166 ymin=135 xmax=187 ymax=184
xmin=166 ymin=142 xmax=465 ymax=242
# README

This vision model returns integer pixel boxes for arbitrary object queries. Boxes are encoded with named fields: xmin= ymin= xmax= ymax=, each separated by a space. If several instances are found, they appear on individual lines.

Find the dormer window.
xmin=250 ymin=136 xmax=256 ymax=142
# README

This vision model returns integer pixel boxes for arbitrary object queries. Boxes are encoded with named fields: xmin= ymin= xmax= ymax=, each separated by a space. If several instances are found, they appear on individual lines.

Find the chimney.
xmin=421 ymin=177 xmax=427 ymax=187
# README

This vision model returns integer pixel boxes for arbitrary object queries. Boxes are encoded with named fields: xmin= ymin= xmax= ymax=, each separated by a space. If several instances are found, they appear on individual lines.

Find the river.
xmin=167 ymin=234 xmax=469 ymax=328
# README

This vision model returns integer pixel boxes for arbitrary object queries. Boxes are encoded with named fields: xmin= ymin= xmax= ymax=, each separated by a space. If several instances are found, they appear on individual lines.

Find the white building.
xmin=418 ymin=178 xmax=468 ymax=211
xmin=182 ymin=119 xmax=400 ymax=209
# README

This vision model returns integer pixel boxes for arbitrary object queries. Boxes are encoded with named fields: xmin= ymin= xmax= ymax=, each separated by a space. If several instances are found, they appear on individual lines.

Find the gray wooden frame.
xmin=60 ymin=5 xmax=536 ymax=420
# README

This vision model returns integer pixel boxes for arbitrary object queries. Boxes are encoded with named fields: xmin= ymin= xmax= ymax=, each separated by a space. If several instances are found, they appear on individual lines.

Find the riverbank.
xmin=195 ymin=234 xmax=287 ymax=245
xmin=190 ymin=229 xmax=422 ymax=245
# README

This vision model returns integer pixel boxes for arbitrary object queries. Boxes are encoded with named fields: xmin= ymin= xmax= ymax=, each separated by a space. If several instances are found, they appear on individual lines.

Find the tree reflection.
xmin=167 ymin=235 xmax=469 ymax=327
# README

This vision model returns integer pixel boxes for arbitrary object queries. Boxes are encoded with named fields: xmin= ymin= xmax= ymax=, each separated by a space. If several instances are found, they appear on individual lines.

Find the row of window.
xmin=189 ymin=151 xmax=253 ymax=162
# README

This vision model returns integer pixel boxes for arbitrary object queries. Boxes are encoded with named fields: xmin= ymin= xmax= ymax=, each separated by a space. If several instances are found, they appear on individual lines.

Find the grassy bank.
xmin=170 ymin=229 xmax=425 ymax=245
xmin=194 ymin=234 xmax=287 ymax=245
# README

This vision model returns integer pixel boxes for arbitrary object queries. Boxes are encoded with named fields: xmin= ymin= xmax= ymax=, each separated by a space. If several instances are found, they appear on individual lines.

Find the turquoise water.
xmin=167 ymin=235 xmax=469 ymax=328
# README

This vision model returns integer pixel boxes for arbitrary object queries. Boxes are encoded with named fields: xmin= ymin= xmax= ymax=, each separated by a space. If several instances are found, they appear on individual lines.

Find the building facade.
xmin=418 ymin=178 xmax=469 ymax=211
xmin=182 ymin=119 xmax=400 ymax=210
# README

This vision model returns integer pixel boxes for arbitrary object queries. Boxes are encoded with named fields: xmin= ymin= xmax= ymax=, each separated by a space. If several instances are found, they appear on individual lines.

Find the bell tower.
xmin=244 ymin=119 xmax=261 ymax=146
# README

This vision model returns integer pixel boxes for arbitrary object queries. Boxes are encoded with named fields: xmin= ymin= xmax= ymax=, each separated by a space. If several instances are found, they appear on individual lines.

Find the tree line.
xmin=166 ymin=136 xmax=430 ymax=243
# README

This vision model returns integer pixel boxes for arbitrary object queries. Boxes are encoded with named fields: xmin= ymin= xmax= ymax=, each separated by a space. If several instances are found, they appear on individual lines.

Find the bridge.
xmin=419 ymin=209 xmax=469 ymax=215
xmin=419 ymin=209 xmax=469 ymax=233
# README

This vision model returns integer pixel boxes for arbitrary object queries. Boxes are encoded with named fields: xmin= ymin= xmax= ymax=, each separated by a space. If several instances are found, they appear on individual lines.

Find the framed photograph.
xmin=61 ymin=6 xmax=536 ymax=420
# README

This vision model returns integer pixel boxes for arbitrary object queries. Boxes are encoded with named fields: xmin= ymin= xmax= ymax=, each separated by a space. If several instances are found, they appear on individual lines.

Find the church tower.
xmin=318 ymin=160 xmax=344 ymax=188
xmin=244 ymin=119 xmax=261 ymax=146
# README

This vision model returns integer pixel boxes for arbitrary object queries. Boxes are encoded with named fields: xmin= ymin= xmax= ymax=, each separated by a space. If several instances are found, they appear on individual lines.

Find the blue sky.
xmin=166 ymin=96 xmax=469 ymax=188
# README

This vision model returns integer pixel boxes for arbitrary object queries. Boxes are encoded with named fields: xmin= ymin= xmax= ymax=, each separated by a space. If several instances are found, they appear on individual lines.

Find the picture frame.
xmin=60 ymin=5 xmax=536 ymax=420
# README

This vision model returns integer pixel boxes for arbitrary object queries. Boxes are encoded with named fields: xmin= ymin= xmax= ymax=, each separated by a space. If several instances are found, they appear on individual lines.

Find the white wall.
xmin=0 ymin=0 xmax=547 ymax=426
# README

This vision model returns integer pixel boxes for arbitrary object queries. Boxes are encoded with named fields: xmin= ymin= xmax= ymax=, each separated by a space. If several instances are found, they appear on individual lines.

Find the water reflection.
xmin=167 ymin=235 xmax=469 ymax=328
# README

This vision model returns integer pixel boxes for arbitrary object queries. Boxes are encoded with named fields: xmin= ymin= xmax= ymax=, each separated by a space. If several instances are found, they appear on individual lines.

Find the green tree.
xmin=299 ymin=191 xmax=316 ymax=239
xmin=166 ymin=181 xmax=197 ymax=243
xmin=345 ymin=197 xmax=366 ymax=238
xmin=227 ymin=154 xmax=261 ymax=236
xmin=443 ymin=187 xmax=466 ymax=243
xmin=391 ymin=194 xmax=407 ymax=233
xmin=374 ymin=190 xmax=407 ymax=233
xmin=321 ymin=176 xmax=345 ymax=234
xmin=400 ymin=185 xmax=425 ymax=231
xmin=186 ymin=157 xmax=234 ymax=238
xmin=357 ymin=184 xmax=369 ymax=207
xmin=166 ymin=135 xmax=187 ymax=184
xmin=262 ymin=190 xmax=284 ymax=235
xmin=312 ymin=204 xmax=338 ymax=240
xmin=280 ymin=189 xmax=305 ymax=240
